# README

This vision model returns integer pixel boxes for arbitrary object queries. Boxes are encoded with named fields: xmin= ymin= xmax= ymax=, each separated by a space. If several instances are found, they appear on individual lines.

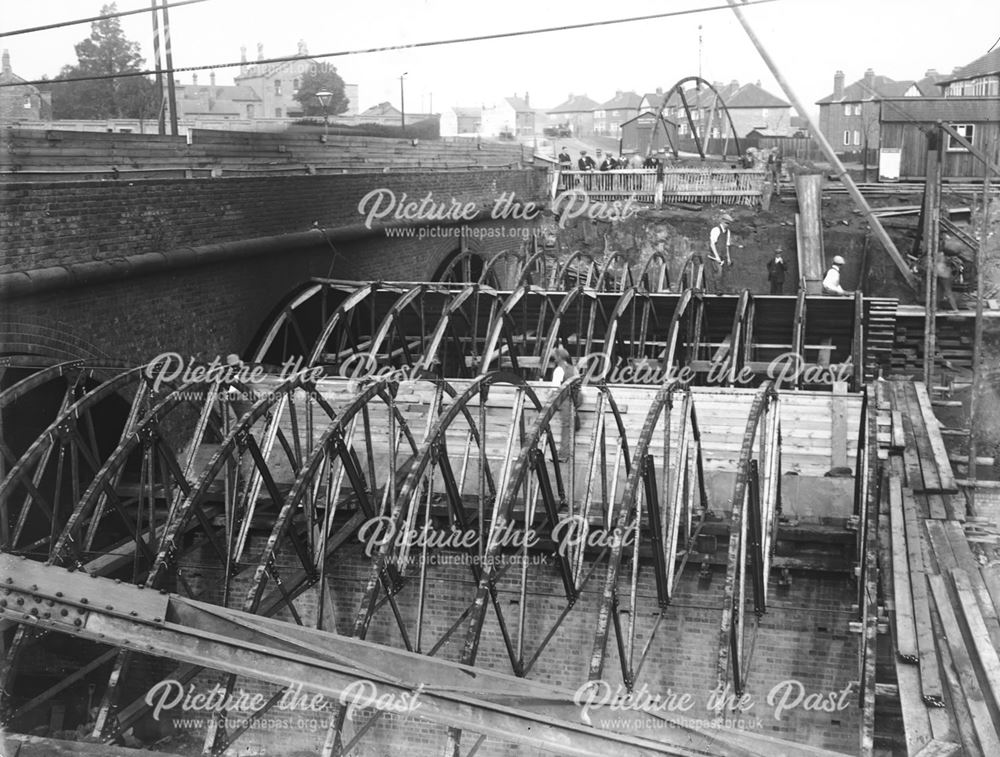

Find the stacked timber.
xmin=0 ymin=128 xmax=530 ymax=181
xmin=891 ymin=318 xmax=974 ymax=373
xmin=880 ymin=379 xmax=1000 ymax=756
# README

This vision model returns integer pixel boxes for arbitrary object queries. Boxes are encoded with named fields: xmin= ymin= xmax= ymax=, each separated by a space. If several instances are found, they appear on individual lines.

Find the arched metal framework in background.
xmin=0 ymin=272 xmax=881 ymax=757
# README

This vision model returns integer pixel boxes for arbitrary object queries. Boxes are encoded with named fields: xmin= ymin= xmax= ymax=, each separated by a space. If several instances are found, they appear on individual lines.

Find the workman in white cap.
xmin=822 ymin=255 xmax=852 ymax=296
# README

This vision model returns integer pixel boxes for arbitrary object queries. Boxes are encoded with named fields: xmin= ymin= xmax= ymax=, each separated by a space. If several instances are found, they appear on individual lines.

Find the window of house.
xmin=843 ymin=104 xmax=851 ymax=116
xmin=247 ymin=104 xmax=255 ymax=119
xmin=274 ymin=80 xmax=282 ymax=95
xmin=275 ymin=108 xmax=282 ymax=118
xmin=761 ymin=108 xmax=769 ymax=119
xmin=611 ymin=110 xmax=619 ymax=117
xmin=853 ymin=130 xmax=861 ymax=146
xmin=855 ymin=104 xmax=863 ymax=115
xmin=679 ymin=123 xmax=688 ymax=135
xmin=711 ymin=127 xmax=721 ymax=139
xmin=843 ymin=130 xmax=851 ymax=145
xmin=293 ymin=78 xmax=299 ymax=91
xmin=23 ymin=94 xmax=32 ymax=109
xmin=947 ymin=123 xmax=974 ymax=151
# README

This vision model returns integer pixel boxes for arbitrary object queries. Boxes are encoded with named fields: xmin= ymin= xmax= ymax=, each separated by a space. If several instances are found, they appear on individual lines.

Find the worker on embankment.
xmin=822 ymin=255 xmax=852 ymax=296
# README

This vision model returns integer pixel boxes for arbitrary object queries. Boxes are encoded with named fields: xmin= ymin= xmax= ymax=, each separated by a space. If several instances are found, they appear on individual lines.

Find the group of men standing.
xmin=705 ymin=212 xmax=853 ymax=297
xmin=558 ymin=147 xmax=637 ymax=172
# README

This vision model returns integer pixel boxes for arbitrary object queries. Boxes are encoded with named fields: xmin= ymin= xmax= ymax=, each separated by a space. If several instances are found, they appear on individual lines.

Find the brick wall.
xmin=0 ymin=170 xmax=544 ymax=275
xmin=0 ymin=170 xmax=543 ymax=364
xmin=1 ymin=219 xmax=533 ymax=365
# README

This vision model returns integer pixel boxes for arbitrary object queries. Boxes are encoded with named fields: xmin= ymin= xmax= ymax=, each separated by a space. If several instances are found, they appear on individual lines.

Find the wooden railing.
xmin=554 ymin=168 xmax=768 ymax=205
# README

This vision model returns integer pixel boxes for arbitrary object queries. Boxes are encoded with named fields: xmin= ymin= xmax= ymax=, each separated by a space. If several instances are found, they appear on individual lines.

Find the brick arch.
xmin=0 ymin=320 xmax=116 ymax=363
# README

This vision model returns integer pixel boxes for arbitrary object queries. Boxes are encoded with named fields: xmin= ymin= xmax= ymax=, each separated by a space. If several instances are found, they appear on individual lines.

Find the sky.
xmin=2 ymin=0 xmax=998 ymax=117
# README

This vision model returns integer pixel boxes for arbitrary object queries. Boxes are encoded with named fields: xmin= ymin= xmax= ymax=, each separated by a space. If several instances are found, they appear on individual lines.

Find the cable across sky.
xmin=0 ymin=0 xmax=780 ymax=89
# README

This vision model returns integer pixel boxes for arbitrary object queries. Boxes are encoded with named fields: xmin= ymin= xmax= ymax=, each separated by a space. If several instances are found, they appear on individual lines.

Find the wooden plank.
xmin=894 ymin=385 xmax=928 ymax=492
xmin=902 ymin=492 xmax=944 ymax=705
xmin=895 ymin=658 xmax=934 ymax=754
xmin=914 ymin=382 xmax=960 ymax=493
xmin=928 ymin=574 xmax=1000 ymax=757
xmin=950 ymin=569 xmax=1000 ymax=726
xmin=925 ymin=519 xmax=959 ymax=573
xmin=926 ymin=494 xmax=949 ymax=520
xmin=891 ymin=409 xmax=907 ymax=450
xmin=913 ymin=740 xmax=962 ymax=757
xmin=943 ymin=493 xmax=966 ymax=523
xmin=831 ymin=381 xmax=848 ymax=468
xmin=889 ymin=474 xmax=919 ymax=661
xmin=901 ymin=382 xmax=944 ymax=493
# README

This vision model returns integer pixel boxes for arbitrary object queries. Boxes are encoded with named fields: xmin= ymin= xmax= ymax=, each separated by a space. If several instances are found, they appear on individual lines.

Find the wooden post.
xmin=968 ymin=155 xmax=993 ymax=507
xmin=726 ymin=0 xmax=919 ymax=291
xmin=795 ymin=174 xmax=825 ymax=293
xmin=922 ymin=131 xmax=942 ymax=390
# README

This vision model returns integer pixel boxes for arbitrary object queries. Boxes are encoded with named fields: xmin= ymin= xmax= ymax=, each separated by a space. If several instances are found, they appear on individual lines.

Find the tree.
xmin=50 ymin=3 xmax=157 ymax=120
xmin=294 ymin=64 xmax=349 ymax=117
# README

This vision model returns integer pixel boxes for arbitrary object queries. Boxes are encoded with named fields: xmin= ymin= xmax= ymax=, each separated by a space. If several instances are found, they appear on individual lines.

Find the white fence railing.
xmin=554 ymin=168 xmax=768 ymax=205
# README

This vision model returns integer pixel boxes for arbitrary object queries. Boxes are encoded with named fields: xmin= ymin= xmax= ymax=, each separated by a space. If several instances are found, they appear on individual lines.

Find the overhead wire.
xmin=0 ymin=0 xmax=210 ymax=39
xmin=0 ymin=0 xmax=780 ymax=88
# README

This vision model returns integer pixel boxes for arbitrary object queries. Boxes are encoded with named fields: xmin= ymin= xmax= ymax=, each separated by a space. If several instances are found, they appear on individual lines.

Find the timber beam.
xmin=0 ymin=554 xmax=846 ymax=757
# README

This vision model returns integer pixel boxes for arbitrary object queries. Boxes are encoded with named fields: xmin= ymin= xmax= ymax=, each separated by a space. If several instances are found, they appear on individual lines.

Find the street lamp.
xmin=315 ymin=90 xmax=333 ymax=141
xmin=399 ymin=73 xmax=407 ymax=130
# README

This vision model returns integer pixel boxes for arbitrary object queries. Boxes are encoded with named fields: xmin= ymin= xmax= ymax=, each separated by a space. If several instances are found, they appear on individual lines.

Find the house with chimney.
xmin=816 ymin=69 xmax=913 ymax=159
xmin=0 ymin=50 xmax=50 ymax=123
xmin=593 ymin=91 xmax=642 ymax=136
xmin=939 ymin=49 xmax=1000 ymax=97
xmin=546 ymin=94 xmax=601 ymax=137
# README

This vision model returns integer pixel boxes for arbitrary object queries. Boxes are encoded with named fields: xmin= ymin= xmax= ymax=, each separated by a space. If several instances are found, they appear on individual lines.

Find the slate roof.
xmin=547 ymin=94 xmax=601 ymax=113
xmin=939 ymin=49 xmax=1000 ymax=85
xmin=360 ymin=101 xmax=401 ymax=117
xmin=817 ymin=74 xmax=914 ymax=103
xmin=726 ymin=82 xmax=790 ymax=108
xmin=505 ymin=96 xmax=532 ymax=112
xmin=600 ymin=91 xmax=642 ymax=110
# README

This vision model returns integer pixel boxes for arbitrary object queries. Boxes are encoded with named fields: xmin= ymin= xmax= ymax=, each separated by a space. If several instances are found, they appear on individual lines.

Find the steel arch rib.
xmin=715 ymin=380 xmax=780 ymax=696
xmin=459 ymin=378 xmax=633 ymax=669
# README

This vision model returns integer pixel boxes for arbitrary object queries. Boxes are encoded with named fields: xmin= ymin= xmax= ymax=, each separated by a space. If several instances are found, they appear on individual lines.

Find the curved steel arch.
xmin=0 ymin=366 xmax=154 ymax=558
xmin=715 ymin=381 xmax=782 ymax=698
xmin=458 ymin=377 xmax=635 ymax=673
xmin=478 ymin=249 xmax=525 ymax=289
xmin=556 ymin=250 xmax=601 ymax=290
xmin=587 ymin=381 xmax=709 ymax=687
xmin=434 ymin=248 xmax=486 ymax=284
xmin=654 ymin=76 xmax=744 ymax=160
xmin=637 ymin=251 xmax=672 ymax=293
xmin=595 ymin=251 xmax=634 ymax=292
xmin=477 ymin=284 xmax=562 ymax=378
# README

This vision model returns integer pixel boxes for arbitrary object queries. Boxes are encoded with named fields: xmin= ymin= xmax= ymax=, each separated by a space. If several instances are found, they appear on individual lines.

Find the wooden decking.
xmin=880 ymin=379 xmax=1000 ymax=756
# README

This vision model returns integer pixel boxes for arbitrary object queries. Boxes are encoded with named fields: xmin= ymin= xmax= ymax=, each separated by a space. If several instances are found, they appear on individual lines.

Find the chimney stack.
xmin=257 ymin=43 xmax=264 ymax=61
xmin=655 ymin=86 xmax=662 ymax=94
xmin=192 ymin=73 xmax=198 ymax=86
xmin=833 ymin=70 xmax=845 ymax=98
xmin=210 ymin=71 xmax=216 ymax=86
xmin=863 ymin=68 xmax=875 ymax=90
xmin=240 ymin=46 xmax=247 ymax=74
xmin=925 ymin=68 xmax=939 ymax=78
xmin=524 ymin=92 xmax=530 ymax=106
xmin=1 ymin=49 xmax=10 ymax=76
